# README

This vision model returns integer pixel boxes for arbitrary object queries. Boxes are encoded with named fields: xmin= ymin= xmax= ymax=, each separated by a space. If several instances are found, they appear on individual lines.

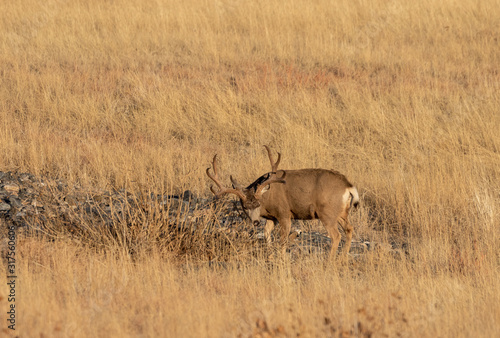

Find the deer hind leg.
xmin=337 ymin=190 xmax=355 ymax=255
xmin=318 ymin=205 xmax=345 ymax=259
xmin=337 ymin=211 xmax=353 ymax=255
xmin=322 ymin=218 xmax=342 ymax=259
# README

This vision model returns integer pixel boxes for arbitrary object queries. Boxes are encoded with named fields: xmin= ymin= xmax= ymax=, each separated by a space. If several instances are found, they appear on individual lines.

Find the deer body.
xmin=207 ymin=147 xmax=359 ymax=259
xmin=245 ymin=169 xmax=359 ymax=257
xmin=255 ymin=169 xmax=355 ymax=219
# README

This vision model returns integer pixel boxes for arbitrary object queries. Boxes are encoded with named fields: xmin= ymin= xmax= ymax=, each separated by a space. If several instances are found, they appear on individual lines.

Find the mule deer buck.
xmin=206 ymin=147 xmax=359 ymax=258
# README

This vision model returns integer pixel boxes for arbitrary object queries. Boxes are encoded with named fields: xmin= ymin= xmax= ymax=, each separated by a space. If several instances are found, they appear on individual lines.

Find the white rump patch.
xmin=344 ymin=187 xmax=360 ymax=209
xmin=342 ymin=189 xmax=351 ymax=210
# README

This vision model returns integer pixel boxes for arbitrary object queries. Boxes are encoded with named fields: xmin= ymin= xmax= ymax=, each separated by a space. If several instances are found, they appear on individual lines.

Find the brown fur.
xmin=208 ymin=149 xmax=359 ymax=259
xmin=250 ymin=168 xmax=359 ymax=258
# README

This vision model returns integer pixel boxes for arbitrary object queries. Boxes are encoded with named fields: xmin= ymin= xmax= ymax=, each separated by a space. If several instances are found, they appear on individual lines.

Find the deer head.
xmin=206 ymin=154 xmax=286 ymax=225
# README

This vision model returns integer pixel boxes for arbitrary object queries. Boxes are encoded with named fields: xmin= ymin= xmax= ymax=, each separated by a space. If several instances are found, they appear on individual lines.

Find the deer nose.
xmin=253 ymin=220 xmax=260 ymax=227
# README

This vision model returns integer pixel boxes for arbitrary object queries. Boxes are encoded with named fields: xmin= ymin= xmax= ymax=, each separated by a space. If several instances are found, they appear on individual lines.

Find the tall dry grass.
xmin=0 ymin=0 xmax=499 ymax=336
xmin=1 ymin=236 xmax=497 ymax=337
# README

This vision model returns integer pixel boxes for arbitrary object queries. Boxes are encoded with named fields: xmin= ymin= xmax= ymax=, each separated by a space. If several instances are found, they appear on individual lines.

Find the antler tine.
xmin=264 ymin=145 xmax=281 ymax=173
xmin=206 ymin=155 xmax=223 ymax=191
xmin=206 ymin=155 xmax=247 ymax=201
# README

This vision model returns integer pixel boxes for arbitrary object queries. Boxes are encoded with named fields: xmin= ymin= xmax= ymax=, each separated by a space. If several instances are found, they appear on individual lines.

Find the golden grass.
xmin=0 ymin=0 xmax=499 ymax=336
xmin=2 ymin=236 xmax=498 ymax=337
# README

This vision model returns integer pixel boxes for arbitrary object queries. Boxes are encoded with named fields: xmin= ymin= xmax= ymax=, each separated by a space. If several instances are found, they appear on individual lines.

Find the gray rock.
xmin=15 ymin=211 xmax=27 ymax=218
xmin=19 ymin=173 xmax=33 ymax=182
xmin=182 ymin=190 xmax=195 ymax=201
xmin=2 ymin=184 xmax=20 ymax=193
xmin=0 ymin=202 xmax=11 ymax=211
xmin=8 ymin=196 xmax=23 ymax=209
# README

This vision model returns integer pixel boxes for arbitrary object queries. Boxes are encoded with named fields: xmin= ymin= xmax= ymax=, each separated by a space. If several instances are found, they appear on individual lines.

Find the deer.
xmin=206 ymin=146 xmax=359 ymax=259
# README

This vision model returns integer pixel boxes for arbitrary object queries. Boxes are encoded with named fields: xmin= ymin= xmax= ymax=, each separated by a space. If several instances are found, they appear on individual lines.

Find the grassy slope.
xmin=0 ymin=0 xmax=499 ymax=336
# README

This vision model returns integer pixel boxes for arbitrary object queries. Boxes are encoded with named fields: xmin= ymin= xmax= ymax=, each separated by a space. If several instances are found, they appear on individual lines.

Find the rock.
xmin=2 ymin=184 xmax=20 ymax=193
xmin=18 ymin=173 xmax=34 ymax=182
xmin=182 ymin=190 xmax=195 ymax=201
xmin=8 ymin=196 xmax=23 ymax=209
xmin=0 ymin=202 xmax=11 ymax=211
xmin=15 ymin=211 xmax=27 ymax=218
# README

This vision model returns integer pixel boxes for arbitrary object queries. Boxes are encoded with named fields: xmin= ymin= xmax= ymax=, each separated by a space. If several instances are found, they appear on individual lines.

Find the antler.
xmin=263 ymin=145 xmax=281 ymax=173
xmin=206 ymin=155 xmax=247 ymax=201
xmin=255 ymin=171 xmax=286 ymax=198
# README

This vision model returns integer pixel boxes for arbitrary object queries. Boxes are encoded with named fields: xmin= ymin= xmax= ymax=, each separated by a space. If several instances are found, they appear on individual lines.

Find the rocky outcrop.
xmin=0 ymin=171 xmax=233 ymax=228
xmin=0 ymin=171 xmax=383 ymax=257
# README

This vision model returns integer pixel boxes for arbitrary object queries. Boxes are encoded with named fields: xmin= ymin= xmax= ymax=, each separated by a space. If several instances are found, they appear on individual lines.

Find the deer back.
xmin=257 ymin=169 xmax=354 ymax=220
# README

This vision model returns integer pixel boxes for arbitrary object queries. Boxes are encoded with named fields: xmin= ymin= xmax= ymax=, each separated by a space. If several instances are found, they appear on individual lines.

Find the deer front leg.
xmin=264 ymin=220 xmax=275 ymax=246
xmin=338 ymin=216 xmax=353 ymax=256
xmin=278 ymin=217 xmax=292 ymax=255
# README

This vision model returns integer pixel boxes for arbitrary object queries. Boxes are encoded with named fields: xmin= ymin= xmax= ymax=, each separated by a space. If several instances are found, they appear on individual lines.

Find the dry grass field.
xmin=1 ymin=0 xmax=499 ymax=336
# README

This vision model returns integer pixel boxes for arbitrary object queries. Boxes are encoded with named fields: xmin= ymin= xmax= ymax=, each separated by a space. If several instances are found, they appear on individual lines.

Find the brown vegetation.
xmin=0 ymin=0 xmax=499 ymax=336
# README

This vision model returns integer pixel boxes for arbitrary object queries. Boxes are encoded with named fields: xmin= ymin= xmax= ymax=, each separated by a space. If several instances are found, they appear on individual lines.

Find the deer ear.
xmin=230 ymin=175 xmax=243 ymax=190
xmin=260 ymin=185 xmax=270 ymax=194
